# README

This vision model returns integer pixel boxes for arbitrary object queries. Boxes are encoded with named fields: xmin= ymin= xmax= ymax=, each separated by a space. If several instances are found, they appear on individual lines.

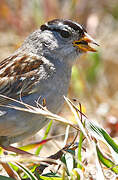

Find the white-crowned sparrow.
xmin=0 ymin=19 xmax=98 ymax=146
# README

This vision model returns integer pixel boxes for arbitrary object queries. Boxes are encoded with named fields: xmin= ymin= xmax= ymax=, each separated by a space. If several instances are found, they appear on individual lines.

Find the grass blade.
xmin=96 ymin=145 xmax=118 ymax=174
xmin=35 ymin=120 xmax=53 ymax=155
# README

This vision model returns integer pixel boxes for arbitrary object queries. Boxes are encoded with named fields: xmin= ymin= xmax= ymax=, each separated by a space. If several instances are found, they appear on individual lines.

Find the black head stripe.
xmin=40 ymin=24 xmax=62 ymax=34
xmin=40 ymin=19 xmax=86 ymax=36
xmin=63 ymin=20 xmax=86 ymax=35
xmin=40 ymin=19 xmax=61 ymax=31
xmin=63 ymin=20 xmax=81 ymax=31
xmin=47 ymin=19 xmax=60 ymax=25
xmin=40 ymin=24 xmax=49 ymax=31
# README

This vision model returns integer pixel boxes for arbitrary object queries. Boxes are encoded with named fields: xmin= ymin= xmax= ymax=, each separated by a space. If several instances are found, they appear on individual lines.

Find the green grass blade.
xmin=0 ymin=176 xmax=15 ymax=180
xmin=77 ymin=131 xmax=83 ymax=170
xmin=96 ymin=145 xmax=118 ymax=174
xmin=16 ymin=162 xmax=38 ymax=180
xmin=38 ymin=176 xmax=62 ymax=180
xmin=87 ymin=121 xmax=118 ymax=154
xmin=35 ymin=120 xmax=53 ymax=155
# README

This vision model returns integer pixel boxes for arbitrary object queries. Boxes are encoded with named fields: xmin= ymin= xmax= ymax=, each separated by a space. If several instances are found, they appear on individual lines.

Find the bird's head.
xmin=39 ymin=19 xmax=99 ymax=63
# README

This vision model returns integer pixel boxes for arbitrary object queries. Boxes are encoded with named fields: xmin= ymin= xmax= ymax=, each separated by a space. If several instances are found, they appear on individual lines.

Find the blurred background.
xmin=0 ymin=0 xmax=118 ymax=140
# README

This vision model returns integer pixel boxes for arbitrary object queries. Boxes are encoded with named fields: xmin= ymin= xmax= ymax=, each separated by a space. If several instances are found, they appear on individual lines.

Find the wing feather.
xmin=0 ymin=53 xmax=43 ymax=104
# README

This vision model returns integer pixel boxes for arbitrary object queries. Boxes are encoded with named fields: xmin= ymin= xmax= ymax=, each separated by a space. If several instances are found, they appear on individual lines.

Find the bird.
xmin=0 ymin=19 xmax=99 ymax=148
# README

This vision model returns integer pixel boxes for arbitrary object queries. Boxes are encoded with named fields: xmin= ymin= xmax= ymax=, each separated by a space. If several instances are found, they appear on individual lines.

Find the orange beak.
xmin=73 ymin=32 xmax=99 ymax=52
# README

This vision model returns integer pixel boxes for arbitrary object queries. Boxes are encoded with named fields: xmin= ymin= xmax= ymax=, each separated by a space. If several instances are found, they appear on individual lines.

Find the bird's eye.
xmin=60 ymin=30 xmax=70 ymax=38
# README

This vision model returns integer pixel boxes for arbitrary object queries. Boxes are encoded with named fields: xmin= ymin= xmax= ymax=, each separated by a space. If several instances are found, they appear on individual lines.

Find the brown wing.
xmin=0 ymin=53 xmax=43 ymax=104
